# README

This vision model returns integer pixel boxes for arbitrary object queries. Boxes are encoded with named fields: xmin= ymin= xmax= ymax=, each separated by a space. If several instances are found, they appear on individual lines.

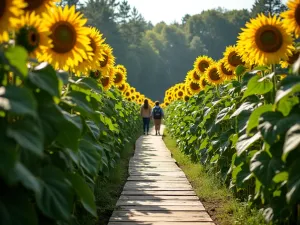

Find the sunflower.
xmin=100 ymin=75 xmax=112 ymax=91
xmin=217 ymin=59 xmax=235 ymax=80
xmin=116 ymin=64 xmax=127 ymax=75
xmin=237 ymin=14 xmax=294 ymax=66
xmin=184 ymin=94 xmax=190 ymax=102
xmin=0 ymin=0 xmax=26 ymax=43
xmin=41 ymin=6 xmax=91 ymax=71
xmin=176 ymin=89 xmax=184 ymax=99
xmin=24 ymin=0 xmax=59 ymax=14
xmin=188 ymin=69 xmax=201 ymax=83
xmin=73 ymin=27 xmax=105 ymax=76
xmin=187 ymin=79 xmax=201 ymax=94
xmin=99 ymin=43 xmax=115 ymax=76
xmin=124 ymin=90 xmax=131 ymax=98
xmin=15 ymin=12 xmax=51 ymax=59
xmin=280 ymin=48 xmax=300 ymax=68
xmin=130 ymin=87 xmax=136 ymax=94
xmin=118 ymin=82 xmax=128 ymax=93
xmin=194 ymin=56 xmax=214 ymax=75
xmin=223 ymin=45 xmax=245 ymax=71
xmin=205 ymin=64 xmax=223 ymax=85
xmin=199 ymin=76 xmax=208 ymax=90
xmin=113 ymin=67 xmax=126 ymax=86
xmin=281 ymin=0 xmax=300 ymax=38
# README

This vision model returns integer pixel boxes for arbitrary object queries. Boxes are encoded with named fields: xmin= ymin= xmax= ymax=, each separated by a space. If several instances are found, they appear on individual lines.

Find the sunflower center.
xmin=0 ymin=0 xmax=6 ymax=18
xmin=288 ymin=51 xmax=300 ymax=64
xmin=193 ymin=71 xmax=200 ymax=80
xmin=178 ymin=91 xmax=183 ymax=97
xmin=221 ymin=63 xmax=233 ymax=76
xmin=90 ymin=38 xmax=97 ymax=53
xmin=295 ymin=5 xmax=300 ymax=26
xmin=184 ymin=96 xmax=189 ymax=101
xmin=209 ymin=68 xmax=220 ymax=81
xmin=100 ymin=54 xmax=108 ymax=67
xmin=51 ymin=22 xmax=77 ymax=54
xmin=114 ymin=72 xmax=122 ymax=83
xmin=101 ymin=77 xmax=109 ymax=87
xmin=256 ymin=25 xmax=283 ymax=53
xmin=16 ymin=26 xmax=40 ymax=53
xmin=119 ymin=84 xmax=125 ymax=91
xmin=126 ymin=92 xmax=130 ymax=96
xmin=190 ymin=82 xmax=200 ymax=90
xmin=199 ymin=61 xmax=209 ymax=72
xmin=24 ymin=0 xmax=45 ymax=11
xmin=202 ymin=79 xmax=207 ymax=87
xmin=228 ymin=52 xmax=243 ymax=67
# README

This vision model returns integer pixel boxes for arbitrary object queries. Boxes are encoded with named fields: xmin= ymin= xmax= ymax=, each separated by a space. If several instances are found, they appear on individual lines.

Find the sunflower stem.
xmin=272 ymin=64 xmax=277 ymax=103
xmin=215 ymin=85 xmax=220 ymax=98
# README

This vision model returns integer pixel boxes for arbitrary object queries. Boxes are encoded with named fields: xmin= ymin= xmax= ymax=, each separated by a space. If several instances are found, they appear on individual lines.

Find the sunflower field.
xmin=0 ymin=0 xmax=155 ymax=224
xmin=164 ymin=1 xmax=300 ymax=224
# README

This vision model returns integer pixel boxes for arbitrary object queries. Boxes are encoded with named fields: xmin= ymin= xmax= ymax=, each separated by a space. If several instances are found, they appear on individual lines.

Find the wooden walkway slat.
xmin=108 ymin=126 xmax=214 ymax=225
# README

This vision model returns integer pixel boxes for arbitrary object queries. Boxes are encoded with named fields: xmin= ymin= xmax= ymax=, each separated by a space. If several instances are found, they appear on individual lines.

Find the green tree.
xmin=251 ymin=0 xmax=287 ymax=17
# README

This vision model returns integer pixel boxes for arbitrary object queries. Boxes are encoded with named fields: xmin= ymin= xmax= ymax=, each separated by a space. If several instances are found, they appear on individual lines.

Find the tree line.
xmin=59 ymin=0 xmax=287 ymax=101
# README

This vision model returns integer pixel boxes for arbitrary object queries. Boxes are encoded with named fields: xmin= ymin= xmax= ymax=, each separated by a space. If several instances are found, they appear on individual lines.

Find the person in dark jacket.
xmin=151 ymin=101 xmax=164 ymax=135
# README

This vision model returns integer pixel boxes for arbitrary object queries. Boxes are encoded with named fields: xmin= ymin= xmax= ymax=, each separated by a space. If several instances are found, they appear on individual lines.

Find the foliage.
xmin=166 ymin=67 xmax=300 ymax=224
xmin=0 ymin=45 xmax=141 ymax=225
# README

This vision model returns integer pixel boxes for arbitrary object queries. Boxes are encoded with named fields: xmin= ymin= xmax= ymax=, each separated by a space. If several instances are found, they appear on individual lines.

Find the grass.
xmin=77 ymin=135 xmax=139 ymax=225
xmin=163 ymin=129 xmax=267 ymax=225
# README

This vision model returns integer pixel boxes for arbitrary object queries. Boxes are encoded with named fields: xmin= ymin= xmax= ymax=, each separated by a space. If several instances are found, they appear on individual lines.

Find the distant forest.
xmin=59 ymin=0 xmax=287 ymax=101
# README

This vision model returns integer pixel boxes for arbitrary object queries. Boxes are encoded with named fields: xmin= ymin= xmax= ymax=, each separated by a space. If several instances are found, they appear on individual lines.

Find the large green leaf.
xmin=275 ymin=76 xmax=300 ymax=104
xmin=236 ymin=132 xmax=261 ymax=156
xmin=286 ymin=161 xmax=300 ymax=204
xmin=247 ymin=104 xmax=273 ymax=134
xmin=86 ymin=120 xmax=100 ymax=140
xmin=242 ymin=75 xmax=273 ymax=99
xmin=231 ymin=102 xmax=256 ymax=118
xmin=0 ymin=86 xmax=37 ymax=116
xmin=0 ymin=134 xmax=17 ymax=179
xmin=4 ymin=46 xmax=28 ymax=77
xmin=66 ymin=173 xmax=97 ymax=217
xmin=36 ymin=167 xmax=73 ymax=221
xmin=282 ymin=123 xmax=300 ymax=162
xmin=258 ymin=111 xmax=283 ymax=145
xmin=72 ymin=77 xmax=102 ymax=94
xmin=78 ymin=140 xmax=101 ymax=176
xmin=6 ymin=117 xmax=44 ymax=156
xmin=28 ymin=63 xmax=60 ymax=97
xmin=0 ymin=189 xmax=38 ymax=225
xmin=56 ymin=112 xmax=82 ymax=152
xmin=250 ymin=150 xmax=283 ymax=186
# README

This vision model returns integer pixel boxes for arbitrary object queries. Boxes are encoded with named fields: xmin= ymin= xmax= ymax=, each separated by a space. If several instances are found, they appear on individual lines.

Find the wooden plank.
xmin=110 ymin=215 xmax=212 ymax=222
xmin=112 ymin=211 xmax=208 ymax=217
xmin=123 ymin=187 xmax=193 ymax=191
xmin=115 ymin=205 xmax=207 ymax=211
xmin=119 ymin=196 xmax=199 ymax=201
xmin=122 ymin=190 xmax=197 ymax=196
xmin=108 ymin=222 xmax=215 ymax=225
xmin=127 ymin=176 xmax=188 ymax=181
xmin=116 ymin=200 xmax=203 ymax=206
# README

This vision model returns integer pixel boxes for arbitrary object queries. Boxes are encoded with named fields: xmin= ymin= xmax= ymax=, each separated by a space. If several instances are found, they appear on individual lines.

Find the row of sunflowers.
xmin=0 ymin=0 xmax=153 ymax=224
xmin=1 ymin=0 xmax=154 ymax=105
xmin=165 ymin=0 xmax=300 ymax=223
xmin=163 ymin=1 xmax=299 ymax=104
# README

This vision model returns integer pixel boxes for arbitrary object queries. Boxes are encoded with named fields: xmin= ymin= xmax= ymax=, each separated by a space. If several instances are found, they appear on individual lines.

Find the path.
xmin=108 ymin=126 xmax=215 ymax=225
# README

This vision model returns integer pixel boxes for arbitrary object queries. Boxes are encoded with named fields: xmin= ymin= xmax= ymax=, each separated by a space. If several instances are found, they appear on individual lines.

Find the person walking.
xmin=140 ymin=99 xmax=151 ymax=135
xmin=151 ymin=101 xmax=164 ymax=136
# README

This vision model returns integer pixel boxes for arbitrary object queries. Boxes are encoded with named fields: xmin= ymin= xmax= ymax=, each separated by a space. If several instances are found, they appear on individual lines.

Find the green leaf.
xmin=66 ymin=173 xmax=97 ymax=217
xmin=282 ymin=123 xmax=300 ymax=162
xmin=250 ymin=150 xmax=283 ymax=186
xmin=242 ymin=75 xmax=273 ymax=100
xmin=6 ymin=117 xmax=43 ymax=156
xmin=231 ymin=102 xmax=256 ymax=118
xmin=236 ymin=132 xmax=261 ymax=156
xmin=0 ymin=86 xmax=37 ymax=116
xmin=275 ymin=76 xmax=300 ymax=104
xmin=4 ymin=46 xmax=28 ymax=77
xmin=258 ymin=111 xmax=283 ymax=145
xmin=247 ymin=104 xmax=272 ymax=134
xmin=235 ymin=65 xmax=246 ymax=76
xmin=36 ymin=167 xmax=73 ymax=221
xmin=78 ymin=140 xmax=101 ymax=175
xmin=273 ymin=171 xmax=288 ymax=183
xmin=74 ymin=77 xmax=102 ymax=94
xmin=28 ymin=63 xmax=60 ymax=97
xmin=287 ymin=161 xmax=300 ymax=204
xmin=86 ymin=120 xmax=100 ymax=140
xmin=0 ymin=189 xmax=38 ymax=225
xmin=62 ymin=91 xmax=96 ymax=119
xmin=277 ymin=95 xmax=299 ymax=116
xmin=56 ymin=70 xmax=69 ymax=85
xmin=215 ymin=106 xmax=233 ymax=124
xmin=56 ymin=112 xmax=82 ymax=152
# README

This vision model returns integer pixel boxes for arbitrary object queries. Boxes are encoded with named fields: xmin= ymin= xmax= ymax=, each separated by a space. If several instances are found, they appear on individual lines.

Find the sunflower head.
xmin=99 ymin=43 xmax=115 ymax=76
xmin=116 ymin=64 xmax=127 ymax=75
xmin=0 ymin=0 xmax=27 ymax=43
xmin=90 ymin=70 xmax=101 ymax=80
xmin=113 ymin=68 xmax=126 ymax=86
xmin=15 ymin=12 xmax=51 ymax=59
xmin=217 ymin=59 xmax=235 ymax=81
xmin=281 ymin=0 xmax=300 ymax=38
xmin=187 ymin=80 xmax=201 ymax=94
xmin=237 ymin=14 xmax=294 ymax=66
xmin=41 ymin=5 xmax=91 ymax=70
xmin=223 ymin=45 xmax=244 ymax=71
xmin=24 ymin=0 xmax=60 ymax=14
xmin=205 ymin=64 xmax=223 ymax=85
xmin=199 ymin=76 xmax=208 ymax=89
xmin=194 ymin=55 xmax=214 ymax=75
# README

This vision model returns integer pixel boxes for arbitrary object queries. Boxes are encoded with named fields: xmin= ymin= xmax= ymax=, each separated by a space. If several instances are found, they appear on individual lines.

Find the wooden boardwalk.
xmin=108 ymin=126 xmax=215 ymax=225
